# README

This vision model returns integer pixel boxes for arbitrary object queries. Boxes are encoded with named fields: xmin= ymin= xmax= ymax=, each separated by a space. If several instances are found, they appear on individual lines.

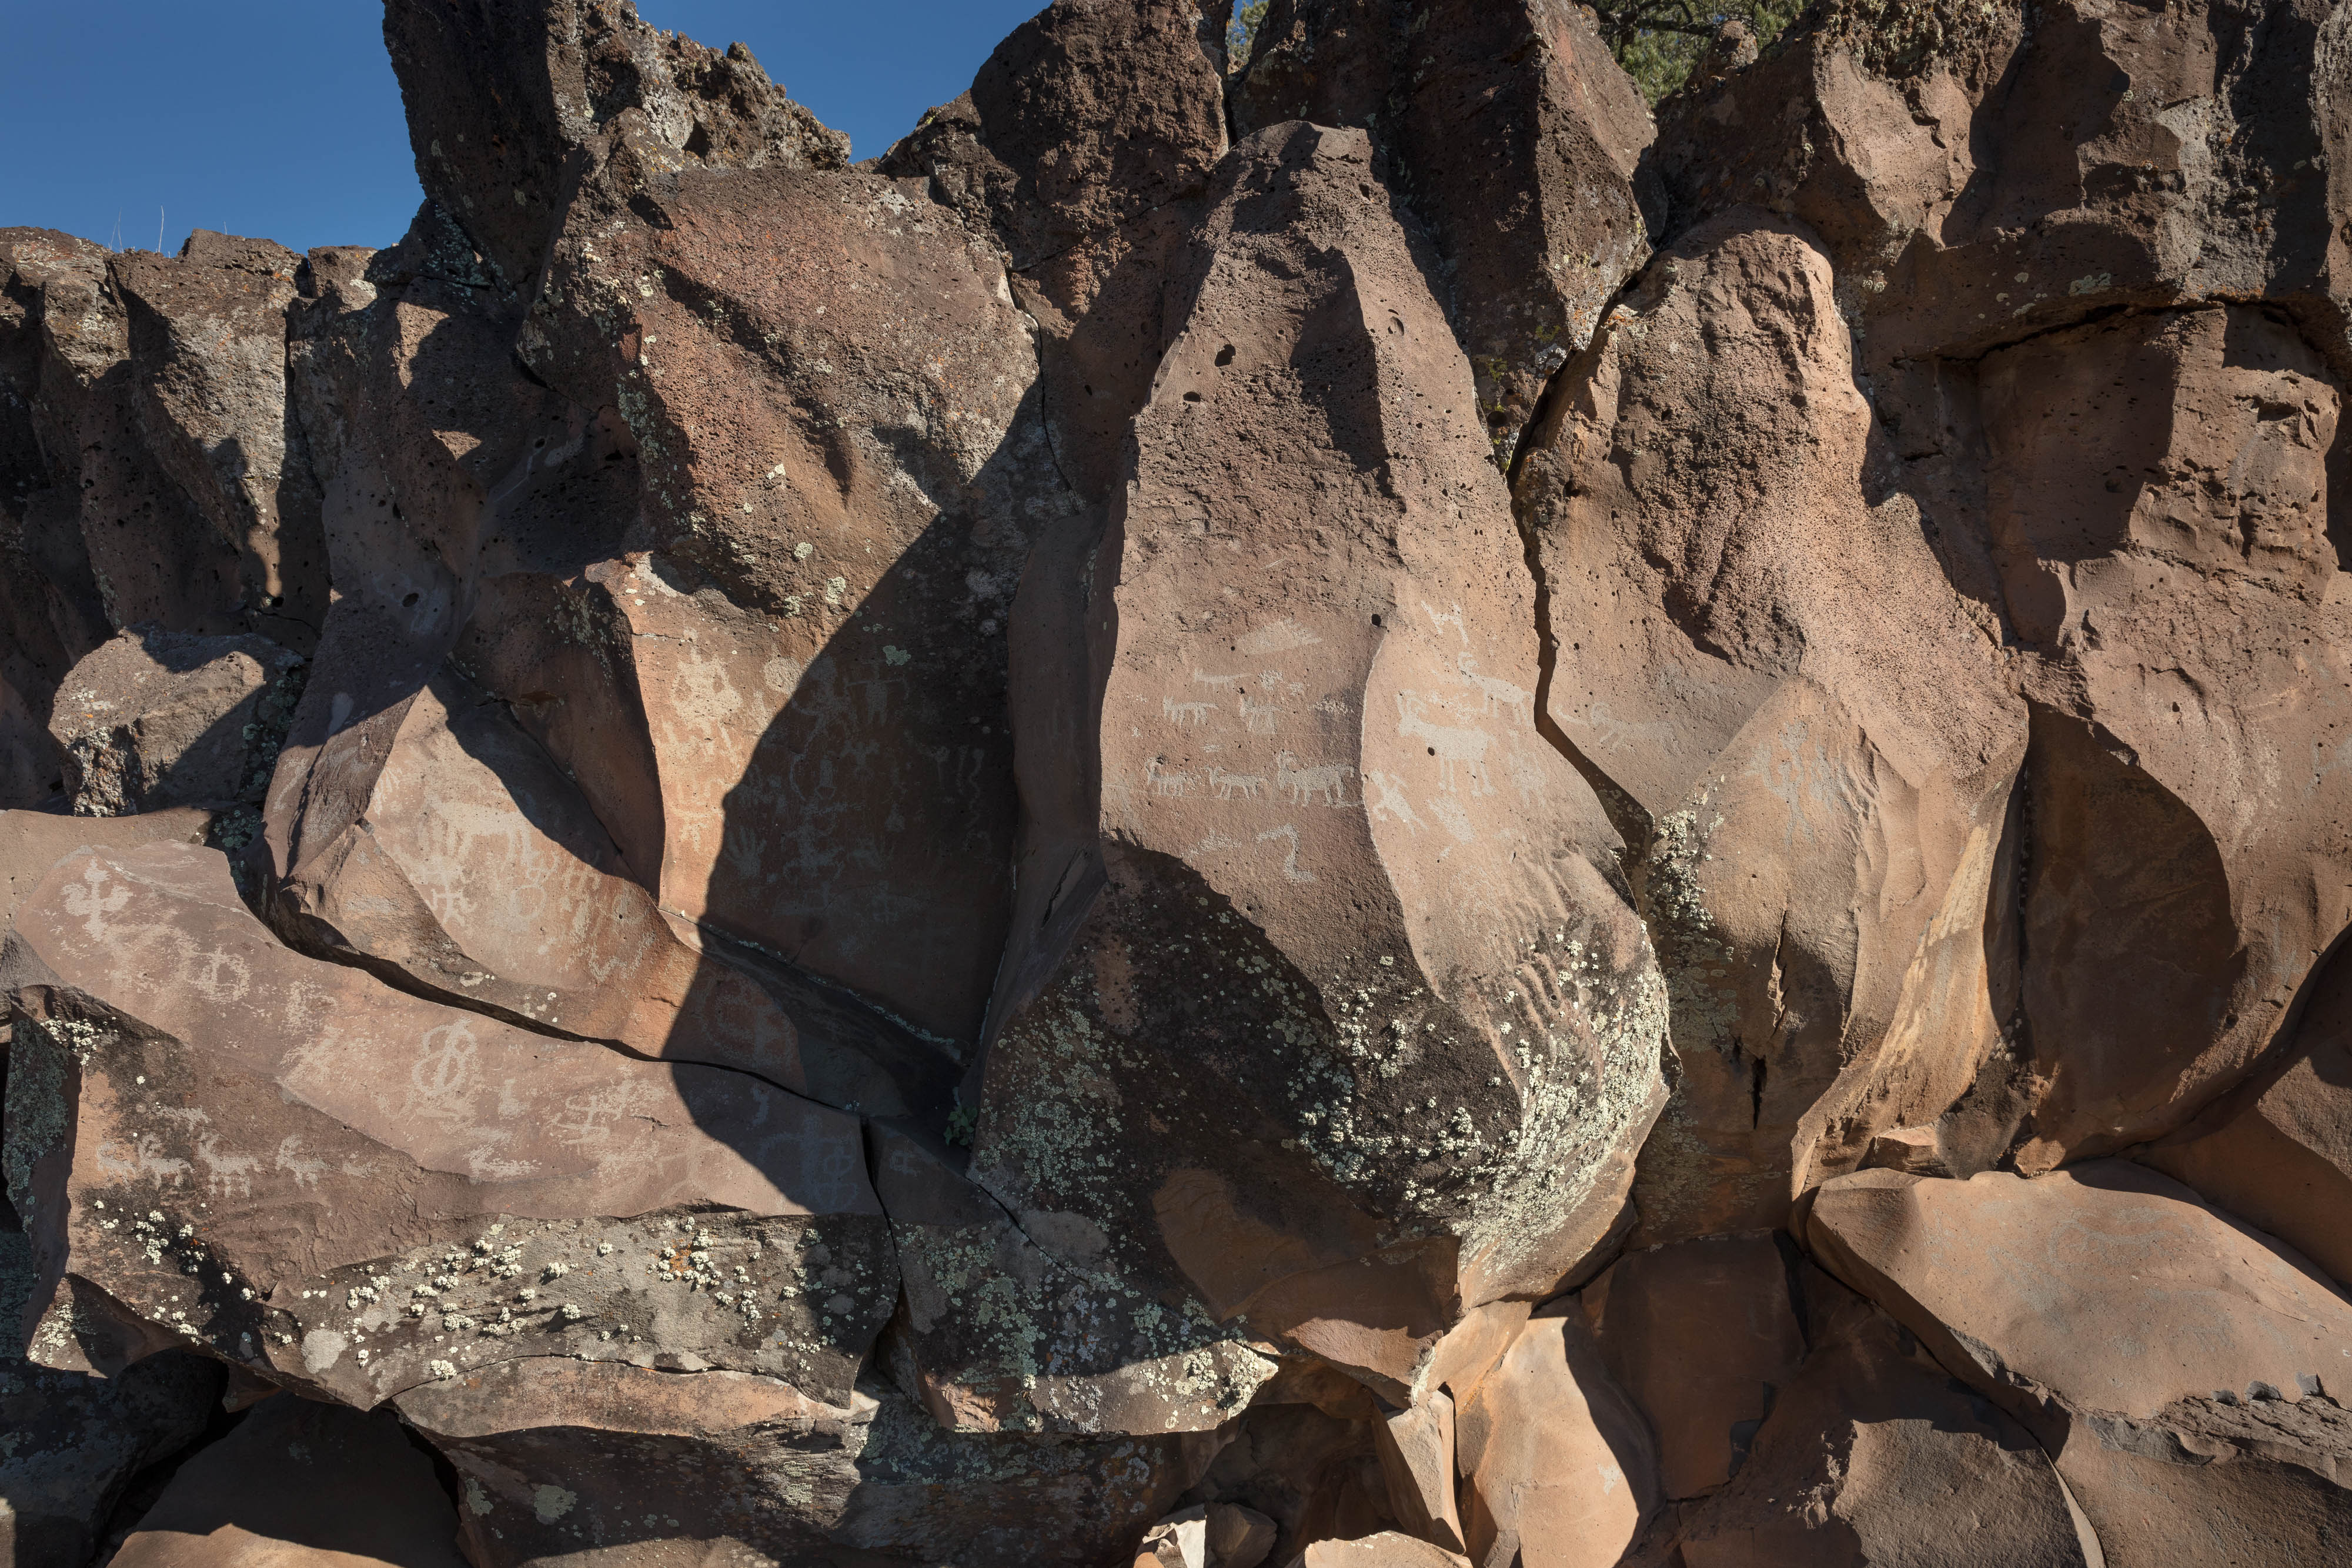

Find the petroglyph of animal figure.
xmin=195 ymin=1132 xmax=260 ymax=1199
xmin=1455 ymin=653 xmax=1532 ymax=717
xmin=1192 ymin=668 xmax=1250 ymax=689
xmin=1238 ymin=617 xmax=1322 ymax=656
xmin=1275 ymin=753 xmax=1354 ymax=807
xmin=275 ymin=1136 xmax=329 ymax=1189
xmin=1364 ymin=770 xmax=1425 ymax=834
xmin=1396 ymin=691 xmax=1494 ymax=795
xmin=1210 ymin=766 xmax=1267 ymax=801
xmin=1147 ymin=757 xmax=1193 ymax=798
xmin=97 ymin=1134 xmax=193 ymax=1188
xmin=1162 ymin=696 xmax=1217 ymax=727
xmin=1240 ymin=694 xmax=1285 ymax=735
xmin=1420 ymin=601 xmax=1469 ymax=645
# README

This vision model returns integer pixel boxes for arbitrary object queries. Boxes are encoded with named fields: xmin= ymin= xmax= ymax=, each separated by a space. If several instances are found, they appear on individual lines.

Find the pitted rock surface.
xmin=5 ymin=1 xmax=2352 ymax=1564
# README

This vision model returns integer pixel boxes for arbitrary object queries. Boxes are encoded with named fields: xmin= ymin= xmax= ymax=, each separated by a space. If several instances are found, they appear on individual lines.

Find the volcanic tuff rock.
xmin=4 ymin=0 xmax=2352 ymax=1563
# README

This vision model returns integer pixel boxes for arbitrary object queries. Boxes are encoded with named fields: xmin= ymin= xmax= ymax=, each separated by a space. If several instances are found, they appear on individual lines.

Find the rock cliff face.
xmin=2 ymin=2 xmax=2350 ymax=1564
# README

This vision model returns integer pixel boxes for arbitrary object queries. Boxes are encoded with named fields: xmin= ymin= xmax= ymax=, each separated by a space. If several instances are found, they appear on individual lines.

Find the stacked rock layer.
xmin=2 ymin=2 xmax=2350 ymax=1565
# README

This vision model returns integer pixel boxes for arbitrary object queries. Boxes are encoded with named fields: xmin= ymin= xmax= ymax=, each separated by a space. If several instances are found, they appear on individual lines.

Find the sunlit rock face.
xmin=5 ymin=1 xmax=2352 ymax=1563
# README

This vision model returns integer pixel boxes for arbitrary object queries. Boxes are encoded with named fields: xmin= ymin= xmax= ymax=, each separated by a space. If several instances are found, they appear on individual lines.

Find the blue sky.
xmin=0 ymin=1 xmax=1041 ymax=256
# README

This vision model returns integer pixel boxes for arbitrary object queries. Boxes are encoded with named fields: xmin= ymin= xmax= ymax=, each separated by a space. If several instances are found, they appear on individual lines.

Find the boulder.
xmin=2 ymin=805 xmax=213 ymax=927
xmin=1618 ymin=0 xmax=2352 ymax=1186
xmin=1512 ymin=209 xmax=2027 ymax=1243
xmin=2144 ymin=934 xmax=2352 ymax=1291
xmin=1454 ymin=1307 xmax=1658 ymax=1568
xmin=1290 ymin=1533 xmax=1470 ymax=1568
xmin=1667 ymin=1267 xmax=2094 ymax=1567
xmin=5 ymin=229 xmax=248 ymax=658
xmin=880 ymin=0 xmax=1231 ymax=506
xmin=397 ymin=1358 xmax=1198 ymax=1567
xmin=1371 ymin=1389 xmax=1464 ymax=1550
xmin=49 ymin=627 xmax=302 ymax=815
xmin=382 ymin=0 xmax=847 ymax=295
xmin=505 ymin=105 xmax=1076 ymax=1055
xmin=265 ymin=662 xmax=911 ymax=1114
xmin=1206 ymin=1502 xmax=1280 ymax=1568
xmin=1652 ymin=0 xmax=2351 ymax=380
xmin=108 ymin=1390 xmax=467 ymax=1566
xmin=1582 ymin=1233 xmax=1806 ymax=1499
xmin=113 ymin=235 xmax=329 ymax=651
xmin=1807 ymin=1162 xmax=2352 ymax=1563
xmin=1 ymin=232 xmax=132 ymax=805
xmin=956 ymin=119 xmax=1665 ymax=1434
xmin=0 ymin=1223 xmax=218 ymax=1566
xmin=1232 ymin=0 xmax=1656 ymax=460
xmin=1177 ymin=1392 xmax=1398 ymax=1557
xmin=3 ymin=841 xmax=892 ymax=1407
xmin=1979 ymin=306 xmax=2349 ymax=1169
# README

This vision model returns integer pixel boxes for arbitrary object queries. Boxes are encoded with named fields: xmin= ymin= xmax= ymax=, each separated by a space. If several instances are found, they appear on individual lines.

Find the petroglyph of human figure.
xmin=1364 ymin=770 xmax=1425 ymax=833
xmin=65 ymin=857 xmax=132 ymax=941
xmin=1396 ymin=691 xmax=1494 ymax=795
xmin=1275 ymin=753 xmax=1354 ymax=807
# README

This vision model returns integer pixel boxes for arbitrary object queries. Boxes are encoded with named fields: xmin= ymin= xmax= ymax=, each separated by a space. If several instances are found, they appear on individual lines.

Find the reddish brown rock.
xmin=2144 ymin=936 xmax=2352 ymax=1291
xmin=2 ymin=233 xmax=146 ymax=805
xmin=1615 ymin=0 xmax=2352 ymax=1186
xmin=1180 ymin=1396 xmax=1399 ymax=1560
xmin=266 ymin=663 xmax=908 ymax=1112
xmin=4 ymin=841 xmax=891 ymax=1407
xmin=0 ymin=1223 xmax=218 ymax=1567
xmin=1291 ymin=1534 xmax=1469 ymax=1568
xmin=49 ymin=627 xmax=302 ymax=816
xmin=1582 ymin=1233 xmax=1806 ymax=1499
xmin=880 ymin=0 xmax=1230 ymax=506
xmin=5 ymin=229 xmax=248 ymax=651
xmin=1982 ymin=306 xmax=2349 ymax=1168
xmin=951 ymin=120 xmax=1663 ymax=1434
xmin=397 ymin=1358 xmax=1200 ymax=1567
xmin=108 ymin=1390 xmax=466 ymax=1567
xmin=1371 ymin=1389 xmax=1463 ymax=1551
xmin=1 ymin=805 xmax=213 ymax=925
xmin=1513 ymin=209 xmax=2027 ymax=1243
xmin=1666 ymin=1268 xmax=2094 ymax=1567
xmin=112 ymin=235 xmax=329 ymax=652
xmin=383 ymin=0 xmax=847 ymax=295
xmin=507 ymin=115 xmax=1075 ymax=1053
xmin=1808 ymin=1162 xmax=2352 ymax=1563
xmin=1454 ymin=1307 xmax=1658 ymax=1568
xmin=1232 ymin=0 xmax=1655 ymax=459
xmin=1653 ymin=0 xmax=2351 ymax=376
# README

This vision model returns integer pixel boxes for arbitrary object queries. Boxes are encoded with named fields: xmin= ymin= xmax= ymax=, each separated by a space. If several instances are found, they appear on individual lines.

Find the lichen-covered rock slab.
xmin=3 ymin=841 xmax=889 ymax=1407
